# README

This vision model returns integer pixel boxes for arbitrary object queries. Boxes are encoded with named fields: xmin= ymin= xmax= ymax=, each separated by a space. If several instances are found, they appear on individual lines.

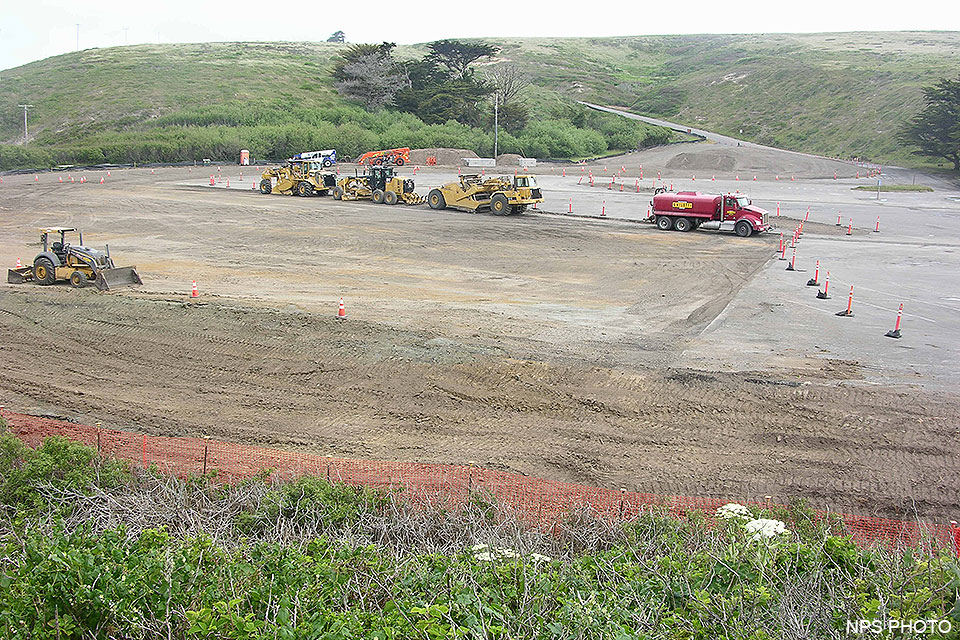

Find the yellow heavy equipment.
xmin=7 ymin=227 xmax=142 ymax=291
xmin=426 ymin=174 xmax=543 ymax=215
xmin=260 ymin=159 xmax=337 ymax=197
xmin=332 ymin=167 xmax=424 ymax=205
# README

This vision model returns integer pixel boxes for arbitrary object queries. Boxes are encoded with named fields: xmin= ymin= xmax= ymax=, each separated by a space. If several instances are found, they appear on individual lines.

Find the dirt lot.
xmin=1 ymin=158 xmax=958 ymax=519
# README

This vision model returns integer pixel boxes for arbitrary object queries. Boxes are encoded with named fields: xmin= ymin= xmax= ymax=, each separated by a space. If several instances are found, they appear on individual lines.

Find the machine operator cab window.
xmin=514 ymin=175 xmax=538 ymax=189
xmin=723 ymin=195 xmax=750 ymax=220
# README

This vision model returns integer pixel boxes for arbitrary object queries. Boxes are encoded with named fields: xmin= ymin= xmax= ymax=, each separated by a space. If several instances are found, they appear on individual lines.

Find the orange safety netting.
xmin=3 ymin=409 xmax=958 ymax=556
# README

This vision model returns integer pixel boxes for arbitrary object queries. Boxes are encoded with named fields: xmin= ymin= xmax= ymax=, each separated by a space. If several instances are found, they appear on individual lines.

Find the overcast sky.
xmin=2 ymin=0 xmax=958 ymax=71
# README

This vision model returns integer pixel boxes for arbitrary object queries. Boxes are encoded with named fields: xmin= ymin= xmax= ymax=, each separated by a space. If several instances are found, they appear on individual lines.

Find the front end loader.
xmin=8 ymin=227 xmax=142 ymax=291
xmin=427 ymin=174 xmax=543 ymax=215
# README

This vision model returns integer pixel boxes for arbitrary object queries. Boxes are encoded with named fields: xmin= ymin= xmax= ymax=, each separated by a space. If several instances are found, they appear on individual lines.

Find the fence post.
xmin=141 ymin=434 xmax=146 ymax=468
xmin=619 ymin=488 xmax=626 ymax=520
xmin=952 ymin=521 xmax=959 ymax=559
xmin=202 ymin=436 xmax=210 ymax=476
xmin=468 ymin=461 xmax=475 ymax=496
xmin=326 ymin=457 xmax=331 ymax=484
xmin=96 ymin=422 xmax=102 ymax=457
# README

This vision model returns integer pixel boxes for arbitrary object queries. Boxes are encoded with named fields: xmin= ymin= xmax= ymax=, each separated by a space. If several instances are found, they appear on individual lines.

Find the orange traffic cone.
xmin=34 ymin=175 xmax=39 ymax=182
xmin=15 ymin=258 xmax=22 ymax=268
xmin=337 ymin=297 xmax=347 ymax=319
xmin=100 ymin=177 xmax=104 ymax=184
xmin=191 ymin=281 xmax=199 ymax=298
xmin=59 ymin=176 xmax=63 ymax=183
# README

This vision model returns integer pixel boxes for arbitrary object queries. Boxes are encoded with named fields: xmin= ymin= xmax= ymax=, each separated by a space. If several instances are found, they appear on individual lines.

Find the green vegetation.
xmin=2 ymin=33 xmax=959 ymax=171
xmin=1 ymin=417 xmax=958 ymax=639
xmin=899 ymin=74 xmax=960 ymax=170
xmin=853 ymin=184 xmax=934 ymax=191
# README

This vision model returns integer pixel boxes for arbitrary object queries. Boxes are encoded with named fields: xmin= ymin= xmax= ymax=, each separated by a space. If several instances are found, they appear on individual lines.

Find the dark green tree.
xmin=327 ymin=31 xmax=345 ymax=43
xmin=394 ymin=53 xmax=493 ymax=127
xmin=900 ymin=74 xmax=960 ymax=171
xmin=426 ymin=40 xmax=500 ymax=79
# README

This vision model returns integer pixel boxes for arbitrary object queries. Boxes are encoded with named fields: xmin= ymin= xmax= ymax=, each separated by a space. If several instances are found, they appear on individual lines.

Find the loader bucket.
xmin=7 ymin=267 xmax=33 ymax=284
xmin=95 ymin=266 xmax=142 ymax=291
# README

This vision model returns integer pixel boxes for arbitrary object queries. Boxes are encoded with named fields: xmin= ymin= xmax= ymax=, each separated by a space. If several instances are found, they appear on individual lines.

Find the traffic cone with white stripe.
xmin=191 ymin=280 xmax=199 ymax=298
xmin=337 ymin=297 xmax=347 ymax=319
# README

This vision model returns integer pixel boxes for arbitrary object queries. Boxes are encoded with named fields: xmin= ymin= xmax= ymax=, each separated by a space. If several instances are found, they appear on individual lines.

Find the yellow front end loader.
xmin=426 ymin=174 xmax=543 ymax=215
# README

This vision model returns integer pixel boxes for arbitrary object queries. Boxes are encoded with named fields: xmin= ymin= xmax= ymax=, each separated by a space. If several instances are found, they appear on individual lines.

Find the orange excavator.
xmin=355 ymin=147 xmax=410 ymax=166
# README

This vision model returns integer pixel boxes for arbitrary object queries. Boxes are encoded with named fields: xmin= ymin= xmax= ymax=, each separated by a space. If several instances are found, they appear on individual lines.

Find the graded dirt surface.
xmin=1 ymin=153 xmax=958 ymax=520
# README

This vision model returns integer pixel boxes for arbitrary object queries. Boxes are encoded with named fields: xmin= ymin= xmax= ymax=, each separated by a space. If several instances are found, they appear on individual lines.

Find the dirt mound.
xmin=409 ymin=148 xmax=479 ymax=166
xmin=666 ymin=151 xmax=738 ymax=171
xmin=496 ymin=153 xmax=524 ymax=166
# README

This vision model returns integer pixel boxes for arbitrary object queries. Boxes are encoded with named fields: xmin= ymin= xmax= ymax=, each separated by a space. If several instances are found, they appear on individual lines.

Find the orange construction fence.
xmin=3 ymin=409 xmax=957 ymax=556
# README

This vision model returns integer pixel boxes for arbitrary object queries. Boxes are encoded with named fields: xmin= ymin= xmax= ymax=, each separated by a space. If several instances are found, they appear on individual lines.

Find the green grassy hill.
xmin=0 ymin=32 xmax=958 ymax=169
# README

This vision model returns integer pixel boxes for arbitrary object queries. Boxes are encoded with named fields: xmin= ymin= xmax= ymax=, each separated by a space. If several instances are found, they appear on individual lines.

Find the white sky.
xmin=1 ymin=0 xmax=958 ymax=71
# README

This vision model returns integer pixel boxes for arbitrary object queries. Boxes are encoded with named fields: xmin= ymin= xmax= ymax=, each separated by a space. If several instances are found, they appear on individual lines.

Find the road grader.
xmin=427 ymin=174 xmax=543 ymax=215
xmin=259 ymin=159 xmax=337 ymax=197
xmin=332 ymin=167 xmax=424 ymax=205
xmin=7 ymin=227 xmax=142 ymax=291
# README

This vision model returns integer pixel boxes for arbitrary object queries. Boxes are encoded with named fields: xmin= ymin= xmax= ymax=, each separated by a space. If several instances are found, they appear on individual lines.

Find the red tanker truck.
xmin=650 ymin=191 xmax=771 ymax=237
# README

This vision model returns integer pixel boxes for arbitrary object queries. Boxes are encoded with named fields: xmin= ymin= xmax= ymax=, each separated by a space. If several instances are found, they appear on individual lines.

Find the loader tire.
xmin=490 ymin=194 xmax=510 ymax=216
xmin=372 ymin=189 xmax=385 ymax=204
xmin=656 ymin=216 xmax=672 ymax=231
xmin=69 ymin=271 xmax=87 ymax=288
xmin=333 ymin=186 xmax=344 ymax=200
xmin=384 ymin=190 xmax=398 ymax=205
xmin=259 ymin=180 xmax=272 ymax=194
xmin=297 ymin=182 xmax=314 ymax=197
xmin=735 ymin=220 xmax=753 ymax=238
xmin=394 ymin=157 xmax=405 ymax=166
xmin=34 ymin=257 xmax=56 ymax=285
xmin=428 ymin=190 xmax=446 ymax=210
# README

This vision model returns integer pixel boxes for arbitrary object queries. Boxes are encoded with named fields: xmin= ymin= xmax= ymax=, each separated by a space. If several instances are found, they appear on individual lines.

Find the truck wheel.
xmin=69 ymin=270 xmax=87 ymax=288
xmin=490 ymin=194 xmax=509 ymax=215
xmin=34 ymin=257 xmax=56 ymax=285
xmin=735 ymin=221 xmax=753 ymax=237
xmin=333 ymin=186 xmax=344 ymax=200
xmin=428 ymin=190 xmax=446 ymax=210
xmin=322 ymin=159 xmax=332 ymax=168
xmin=656 ymin=216 xmax=673 ymax=231
xmin=384 ymin=190 xmax=398 ymax=205
xmin=372 ymin=189 xmax=385 ymax=204
xmin=394 ymin=157 xmax=405 ymax=166
xmin=673 ymin=217 xmax=692 ymax=232
xmin=259 ymin=179 xmax=272 ymax=194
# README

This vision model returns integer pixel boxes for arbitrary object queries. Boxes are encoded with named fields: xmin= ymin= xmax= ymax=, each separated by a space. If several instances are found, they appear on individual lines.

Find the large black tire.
xmin=322 ymin=159 xmax=333 ymax=168
xmin=297 ymin=182 xmax=314 ymax=197
xmin=428 ymin=189 xmax=446 ymax=210
xmin=735 ymin=220 xmax=753 ymax=238
xmin=384 ymin=190 xmax=398 ymax=205
xmin=259 ymin=179 xmax=272 ymax=194
xmin=372 ymin=189 xmax=385 ymax=204
xmin=673 ymin=217 xmax=692 ymax=232
xmin=656 ymin=216 xmax=673 ymax=231
xmin=34 ymin=257 xmax=56 ymax=285
xmin=394 ymin=157 xmax=405 ymax=166
xmin=69 ymin=270 xmax=87 ymax=288
xmin=333 ymin=186 xmax=344 ymax=200
xmin=490 ymin=193 xmax=510 ymax=216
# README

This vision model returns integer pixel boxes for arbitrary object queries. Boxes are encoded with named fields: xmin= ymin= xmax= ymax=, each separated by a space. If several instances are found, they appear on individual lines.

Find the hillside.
xmin=1 ymin=32 xmax=958 ymax=169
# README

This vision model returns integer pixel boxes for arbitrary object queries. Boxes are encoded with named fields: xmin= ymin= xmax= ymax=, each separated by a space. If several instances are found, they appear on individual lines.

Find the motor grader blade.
xmin=95 ymin=266 xmax=142 ymax=291
xmin=7 ymin=267 xmax=33 ymax=284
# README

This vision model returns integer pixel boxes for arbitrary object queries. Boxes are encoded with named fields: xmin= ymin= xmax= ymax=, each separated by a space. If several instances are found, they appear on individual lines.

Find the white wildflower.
xmin=745 ymin=518 xmax=790 ymax=541
xmin=716 ymin=503 xmax=752 ymax=520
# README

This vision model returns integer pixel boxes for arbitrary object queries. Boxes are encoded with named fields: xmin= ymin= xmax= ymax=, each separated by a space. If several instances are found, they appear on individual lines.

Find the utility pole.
xmin=18 ymin=104 xmax=33 ymax=142
xmin=493 ymin=89 xmax=499 ymax=161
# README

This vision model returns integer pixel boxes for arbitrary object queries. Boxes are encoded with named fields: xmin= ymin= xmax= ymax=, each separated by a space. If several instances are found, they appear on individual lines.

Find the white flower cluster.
xmin=471 ymin=544 xmax=551 ymax=563
xmin=716 ymin=503 xmax=752 ymax=520
xmin=715 ymin=504 xmax=791 ymax=541
xmin=745 ymin=518 xmax=790 ymax=541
